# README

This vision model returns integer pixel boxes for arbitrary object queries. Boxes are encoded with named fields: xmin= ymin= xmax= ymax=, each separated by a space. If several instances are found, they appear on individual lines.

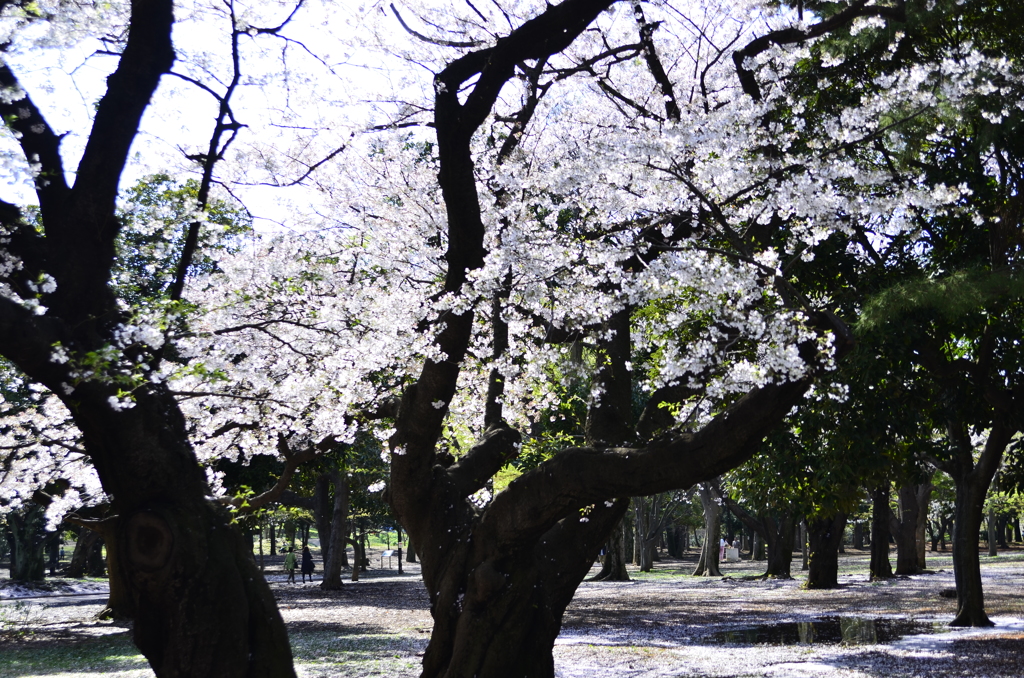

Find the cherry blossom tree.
xmin=0 ymin=0 xmax=1017 ymax=676
xmin=0 ymin=1 xmax=296 ymax=675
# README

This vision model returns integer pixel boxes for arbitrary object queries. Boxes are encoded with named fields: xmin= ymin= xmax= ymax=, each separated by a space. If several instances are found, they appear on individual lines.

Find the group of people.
xmin=719 ymin=537 xmax=741 ymax=562
xmin=283 ymin=545 xmax=316 ymax=583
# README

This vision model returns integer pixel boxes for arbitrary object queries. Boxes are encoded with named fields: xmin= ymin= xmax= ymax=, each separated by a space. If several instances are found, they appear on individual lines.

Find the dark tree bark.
xmin=321 ymin=467 xmax=349 ymax=590
xmin=891 ymin=480 xmax=933 ymax=574
xmin=762 ymin=514 xmax=795 ymax=578
xmin=86 ymin=537 xmax=106 ymax=577
xmin=67 ymin=527 xmax=100 ymax=578
xmin=915 ymin=482 xmax=932 ymax=568
xmin=987 ymin=511 xmax=998 ymax=556
xmin=852 ymin=520 xmax=864 ymax=550
xmin=943 ymin=423 xmax=1014 ymax=627
xmin=869 ymin=485 xmax=894 ymax=580
xmin=47 ymin=530 xmax=60 ymax=576
xmin=8 ymin=505 xmax=46 ymax=582
xmin=589 ymin=513 xmax=630 ymax=581
xmin=800 ymin=520 xmax=810 ymax=571
xmin=0 ymin=2 xmax=295 ymax=674
xmin=665 ymin=526 xmax=684 ymax=558
xmin=69 ymin=516 xmax=136 ymax=621
xmin=315 ymin=473 xmax=332 ymax=565
xmin=806 ymin=513 xmax=847 ymax=589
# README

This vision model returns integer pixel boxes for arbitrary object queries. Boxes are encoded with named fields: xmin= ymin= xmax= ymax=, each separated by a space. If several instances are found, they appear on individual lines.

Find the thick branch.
xmin=447 ymin=424 xmax=522 ymax=497
xmin=478 ymin=373 xmax=814 ymax=553
xmin=393 ymin=0 xmax=615 ymax=500
xmin=0 ymin=62 xmax=71 ymax=209
xmin=223 ymin=436 xmax=323 ymax=514
xmin=632 ymin=0 xmax=680 ymax=122
xmin=71 ymin=0 xmax=175 ymax=232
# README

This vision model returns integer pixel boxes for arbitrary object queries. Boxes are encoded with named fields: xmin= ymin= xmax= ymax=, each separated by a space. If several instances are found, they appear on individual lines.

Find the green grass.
xmin=1 ymin=633 xmax=151 ymax=677
xmin=291 ymin=628 xmax=424 ymax=677
xmin=0 ymin=626 xmax=426 ymax=678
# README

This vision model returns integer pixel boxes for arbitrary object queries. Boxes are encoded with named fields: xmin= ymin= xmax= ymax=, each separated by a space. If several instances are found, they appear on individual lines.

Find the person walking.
xmin=301 ymin=546 xmax=315 ymax=583
xmin=284 ymin=547 xmax=297 ymax=584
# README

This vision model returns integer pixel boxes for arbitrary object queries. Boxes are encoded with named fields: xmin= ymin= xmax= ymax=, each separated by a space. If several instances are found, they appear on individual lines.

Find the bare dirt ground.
xmin=3 ymin=547 xmax=1024 ymax=677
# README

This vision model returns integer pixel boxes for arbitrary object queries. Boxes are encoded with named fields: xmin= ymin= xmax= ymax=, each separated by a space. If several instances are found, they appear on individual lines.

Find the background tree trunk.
xmin=800 ymin=520 xmax=809 ymax=571
xmin=870 ymin=485 xmax=894 ymax=580
xmin=762 ymin=514 xmax=794 ymax=578
xmin=893 ymin=483 xmax=922 ymax=574
xmin=321 ymin=467 xmax=349 ymax=590
xmin=67 ymin=527 xmax=100 ymax=578
xmin=95 ymin=521 xmax=135 ymax=620
xmin=589 ymin=513 xmax=630 ymax=581
xmin=692 ymin=484 xmax=722 ymax=576
xmin=806 ymin=513 xmax=847 ymax=589
xmin=9 ymin=505 xmax=46 ymax=582
xmin=915 ymin=482 xmax=932 ymax=569
xmin=951 ymin=477 xmax=994 ymax=626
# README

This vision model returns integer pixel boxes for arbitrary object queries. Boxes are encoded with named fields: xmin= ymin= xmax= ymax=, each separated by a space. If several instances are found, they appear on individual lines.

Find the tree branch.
xmin=733 ymin=0 xmax=906 ymax=101
xmin=446 ymin=424 xmax=522 ymax=497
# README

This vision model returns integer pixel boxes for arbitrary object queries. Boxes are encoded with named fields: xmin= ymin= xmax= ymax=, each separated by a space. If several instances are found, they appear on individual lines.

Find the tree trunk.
xmin=762 ymin=514 xmax=795 ymax=578
xmin=869 ymin=485 xmax=894 ymax=580
xmin=406 ymin=538 xmax=417 ymax=562
xmin=692 ymin=484 xmax=722 ymax=577
xmin=46 ymin=530 xmax=60 ymax=575
xmin=950 ymin=475 xmax=995 ymax=626
xmin=68 ymin=527 xmax=100 ymax=578
xmin=718 ymin=490 xmax=791 ymax=576
xmin=87 ymin=537 xmax=106 ymax=577
xmin=95 ymin=522 xmax=135 ymax=620
xmin=893 ymin=483 xmax=922 ymax=574
xmin=800 ymin=520 xmax=809 ymax=571
xmin=314 ymin=473 xmax=333 ymax=567
xmin=632 ymin=498 xmax=643 ymax=565
xmin=987 ymin=511 xmax=998 ymax=557
xmin=943 ymin=423 xmax=1014 ymax=627
xmin=0 ymin=1 xmax=296 ymax=671
xmin=418 ymin=501 xmax=627 ymax=678
xmin=806 ymin=513 xmax=847 ymax=589
xmin=853 ymin=520 xmax=864 ymax=550
xmin=377 ymin=2 xmax=832 ymax=673
xmin=589 ymin=513 xmax=630 ymax=581
xmin=9 ymin=505 xmax=47 ymax=582
xmin=915 ymin=482 xmax=932 ymax=569
xmin=321 ymin=467 xmax=349 ymax=590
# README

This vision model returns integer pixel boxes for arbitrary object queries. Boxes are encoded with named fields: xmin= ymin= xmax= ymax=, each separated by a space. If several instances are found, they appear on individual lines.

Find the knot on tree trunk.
xmin=125 ymin=510 xmax=175 ymax=573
